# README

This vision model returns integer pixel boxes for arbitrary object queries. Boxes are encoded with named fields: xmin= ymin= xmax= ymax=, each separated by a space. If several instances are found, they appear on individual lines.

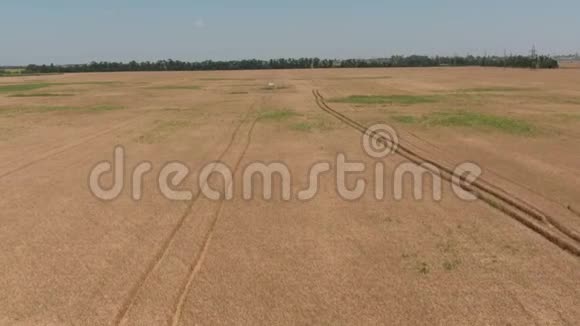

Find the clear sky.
xmin=1 ymin=0 xmax=579 ymax=65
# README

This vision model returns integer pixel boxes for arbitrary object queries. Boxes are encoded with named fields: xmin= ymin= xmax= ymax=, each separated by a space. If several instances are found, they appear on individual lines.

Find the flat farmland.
xmin=1 ymin=67 xmax=580 ymax=325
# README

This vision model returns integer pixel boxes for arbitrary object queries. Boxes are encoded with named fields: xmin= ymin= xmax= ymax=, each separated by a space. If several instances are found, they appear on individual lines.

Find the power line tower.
xmin=503 ymin=49 xmax=508 ymax=68
xmin=530 ymin=45 xmax=539 ymax=69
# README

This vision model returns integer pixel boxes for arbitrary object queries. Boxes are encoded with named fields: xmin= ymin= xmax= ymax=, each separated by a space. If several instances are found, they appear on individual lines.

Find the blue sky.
xmin=1 ymin=0 xmax=579 ymax=65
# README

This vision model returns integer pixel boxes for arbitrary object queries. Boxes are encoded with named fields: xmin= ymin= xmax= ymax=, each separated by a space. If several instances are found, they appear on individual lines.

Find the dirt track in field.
xmin=1 ymin=68 xmax=579 ymax=325
xmin=312 ymin=89 xmax=580 ymax=257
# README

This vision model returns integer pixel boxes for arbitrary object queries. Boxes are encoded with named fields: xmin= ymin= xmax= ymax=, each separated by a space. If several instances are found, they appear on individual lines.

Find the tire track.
xmin=170 ymin=117 xmax=258 ymax=326
xmin=320 ymin=79 xmax=571 ymax=227
xmin=114 ymin=107 xmax=255 ymax=326
xmin=0 ymin=117 xmax=141 ymax=180
xmin=568 ymin=205 xmax=580 ymax=219
xmin=313 ymin=89 xmax=580 ymax=257
xmin=401 ymin=130 xmax=572 ymax=234
xmin=400 ymin=127 xmax=580 ymax=222
xmin=312 ymin=86 xmax=563 ymax=230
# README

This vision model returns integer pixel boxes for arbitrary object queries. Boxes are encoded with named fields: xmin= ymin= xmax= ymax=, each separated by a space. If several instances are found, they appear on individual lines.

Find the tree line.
xmin=23 ymin=55 xmax=558 ymax=73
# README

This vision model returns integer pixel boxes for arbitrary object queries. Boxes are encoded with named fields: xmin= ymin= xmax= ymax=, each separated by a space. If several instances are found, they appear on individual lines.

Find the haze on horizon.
xmin=1 ymin=0 xmax=579 ymax=66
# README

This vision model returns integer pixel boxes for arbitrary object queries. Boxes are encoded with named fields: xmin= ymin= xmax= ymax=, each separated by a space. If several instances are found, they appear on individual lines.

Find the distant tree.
xmin=23 ymin=54 xmax=558 ymax=74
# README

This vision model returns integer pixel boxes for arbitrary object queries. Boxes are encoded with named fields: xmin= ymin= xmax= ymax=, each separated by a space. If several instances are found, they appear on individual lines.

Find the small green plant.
xmin=436 ymin=239 xmax=457 ymax=254
xmin=418 ymin=262 xmax=430 ymax=274
xmin=290 ymin=122 xmax=313 ymax=132
xmin=426 ymin=111 xmax=535 ymax=135
xmin=331 ymin=95 xmax=437 ymax=105
xmin=0 ymin=106 xmax=81 ymax=115
xmin=392 ymin=110 xmax=536 ymax=135
xmin=90 ymin=105 xmax=125 ymax=112
xmin=401 ymin=253 xmax=418 ymax=259
xmin=0 ymin=83 xmax=53 ymax=93
xmin=258 ymin=108 xmax=298 ymax=121
xmin=443 ymin=259 xmax=461 ymax=271
xmin=459 ymin=86 xmax=533 ymax=93
xmin=8 ymin=93 xmax=74 ymax=97
xmin=149 ymin=85 xmax=201 ymax=90
xmin=392 ymin=115 xmax=419 ymax=124
xmin=0 ymin=104 xmax=125 ymax=115
xmin=261 ymin=85 xmax=289 ymax=91
xmin=0 ymin=81 xmax=118 ymax=94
